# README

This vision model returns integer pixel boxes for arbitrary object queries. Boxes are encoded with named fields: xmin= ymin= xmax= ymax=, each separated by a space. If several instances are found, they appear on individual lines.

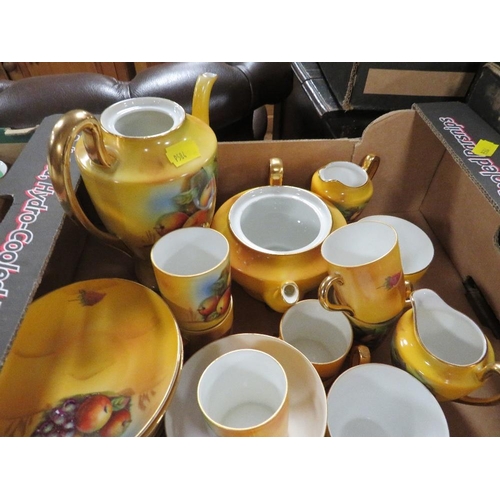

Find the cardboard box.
xmin=1 ymin=98 xmax=500 ymax=436
xmin=277 ymin=62 xmax=386 ymax=139
xmin=318 ymin=62 xmax=482 ymax=112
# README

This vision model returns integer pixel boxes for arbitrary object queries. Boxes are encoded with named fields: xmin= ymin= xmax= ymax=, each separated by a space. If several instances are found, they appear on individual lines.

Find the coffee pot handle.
xmin=48 ymin=110 xmax=130 ymax=255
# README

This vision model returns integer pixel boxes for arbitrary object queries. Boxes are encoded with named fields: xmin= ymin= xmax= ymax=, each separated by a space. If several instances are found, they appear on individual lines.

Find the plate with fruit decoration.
xmin=0 ymin=278 xmax=183 ymax=437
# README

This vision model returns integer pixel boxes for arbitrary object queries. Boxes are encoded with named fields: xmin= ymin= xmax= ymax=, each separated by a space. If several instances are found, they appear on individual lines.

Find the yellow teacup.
xmin=279 ymin=299 xmax=370 ymax=383
xmin=318 ymin=220 xmax=407 ymax=325
xmin=151 ymin=227 xmax=232 ymax=334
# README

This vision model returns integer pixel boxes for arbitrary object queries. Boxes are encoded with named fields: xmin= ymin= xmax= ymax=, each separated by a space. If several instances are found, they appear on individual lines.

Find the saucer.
xmin=164 ymin=333 xmax=327 ymax=436
xmin=359 ymin=214 xmax=434 ymax=284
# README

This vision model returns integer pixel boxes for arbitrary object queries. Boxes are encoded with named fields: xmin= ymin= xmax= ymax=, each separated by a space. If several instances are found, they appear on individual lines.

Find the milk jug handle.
xmin=48 ymin=110 xmax=131 ymax=255
xmin=457 ymin=364 xmax=500 ymax=406
xmin=360 ymin=154 xmax=380 ymax=180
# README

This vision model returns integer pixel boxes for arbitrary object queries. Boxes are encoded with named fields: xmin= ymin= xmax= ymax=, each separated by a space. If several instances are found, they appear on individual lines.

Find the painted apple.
xmin=99 ymin=408 xmax=132 ymax=437
xmin=74 ymin=394 xmax=113 ymax=433
xmin=197 ymin=295 xmax=219 ymax=318
xmin=216 ymin=287 xmax=231 ymax=316
xmin=154 ymin=212 xmax=189 ymax=236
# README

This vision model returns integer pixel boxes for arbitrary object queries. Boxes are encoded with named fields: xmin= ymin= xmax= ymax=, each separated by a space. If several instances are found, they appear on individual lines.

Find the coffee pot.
xmin=48 ymin=73 xmax=219 ymax=284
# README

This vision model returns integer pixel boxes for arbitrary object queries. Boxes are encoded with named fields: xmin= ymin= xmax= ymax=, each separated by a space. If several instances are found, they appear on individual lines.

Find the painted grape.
xmin=32 ymin=392 xmax=132 ymax=437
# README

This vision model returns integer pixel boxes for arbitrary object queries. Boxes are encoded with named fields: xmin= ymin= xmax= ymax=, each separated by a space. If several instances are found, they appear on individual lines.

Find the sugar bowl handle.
xmin=269 ymin=158 xmax=284 ymax=186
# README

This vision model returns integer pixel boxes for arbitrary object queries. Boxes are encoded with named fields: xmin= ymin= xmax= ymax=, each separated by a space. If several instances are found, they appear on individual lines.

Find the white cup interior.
xmin=229 ymin=186 xmax=332 ymax=255
xmin=151 ymin=227 xmax=228 ymax=276
xmin=322 ymin=220 xmax=397 ymax=266
xmin=197 ymin=349 xmax=287 ymax=430
xmin=319 ymin=161 xmax=368 ymax=187
xmin=101 ymin=97 xmax=185 ymax=138
xmin=326 ymin=363 xmax=449 ymax=437
xmin=412 ymin=289 xmax=486 ymax=366
xmin=281 ymin=300 xmax=352 ymax=364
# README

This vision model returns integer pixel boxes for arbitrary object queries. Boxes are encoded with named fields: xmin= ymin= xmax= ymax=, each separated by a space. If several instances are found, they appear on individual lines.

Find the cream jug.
xmin=392 ymin=288 xmax=500 ymax=405
xmin=311 ymin=154 xmax=379 ymax=222
xmin=48 ymin=73 xmax=218 ymax=284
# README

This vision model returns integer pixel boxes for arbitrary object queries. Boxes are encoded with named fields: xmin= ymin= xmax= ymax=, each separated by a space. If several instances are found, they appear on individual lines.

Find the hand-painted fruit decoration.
xmin=32 ymin=392 xmax=132 ymax=437
xmin=153 ymin=169 xmax=216 ymax=238
xmin=197 ymin=265 xmax=231 ymax=322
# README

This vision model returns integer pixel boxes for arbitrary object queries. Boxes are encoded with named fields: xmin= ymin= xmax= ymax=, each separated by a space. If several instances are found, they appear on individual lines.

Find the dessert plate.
xmin=0 ymin=278 xmax=183 ymax=437
xmin=164 ymin=333 xmax=327 ymax=437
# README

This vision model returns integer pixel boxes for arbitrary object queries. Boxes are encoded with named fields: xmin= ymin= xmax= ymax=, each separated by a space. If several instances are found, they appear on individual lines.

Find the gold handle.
xmin=269 ymin=158 xmax=284 ymax=186
xmin=404 ymin=280 xmax=414 ymax=308
xmin=349 ymin=344 xmax=371 ymax=367
xmin=318 ymin=274 xmax=355 ymax=315
xmin=457 ymin=363 xmax=500 ymax=406
xmin=47 ymin=110 xmax=130 ymax=255
xmin=360 ymin=153 xmax=380 ymax=180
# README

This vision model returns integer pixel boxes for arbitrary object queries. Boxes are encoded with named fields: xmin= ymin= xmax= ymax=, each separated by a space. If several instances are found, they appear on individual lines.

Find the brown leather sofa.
xmin=0 ymin=62 xmax=293 ymax=141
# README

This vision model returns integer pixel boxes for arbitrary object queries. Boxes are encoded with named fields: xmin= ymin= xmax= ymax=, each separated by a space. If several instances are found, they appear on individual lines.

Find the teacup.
xmin=151 ymin=227 xmax=232 ymax=337
xmin=180 ymin=297 xmax=234 ymax=359
xmin=318 ymin=220 xmax=407 ymax=324
xmin=392 ymin=288 xmax=500 ymax=405
xmin=279 ymin=299 xmax=370 ymax=385
xmin=197 ymin=349 xmax=289 ymax=437
xmin=311 ymin=154 xmax=380 ymax=222
xmin=326 ymin=363 xmax=449 ymax=437
xmin=359 ymin=215 xmax=434 ymax=285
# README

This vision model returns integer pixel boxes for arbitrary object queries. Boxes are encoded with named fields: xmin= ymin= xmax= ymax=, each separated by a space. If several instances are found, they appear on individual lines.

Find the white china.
xmin=359 ymin=214 xmax=434 ymax=282
xmin=164 ymin=333 xmax=327 ymax=437
xmin=326 ymin=363 xmax=449 ymax=437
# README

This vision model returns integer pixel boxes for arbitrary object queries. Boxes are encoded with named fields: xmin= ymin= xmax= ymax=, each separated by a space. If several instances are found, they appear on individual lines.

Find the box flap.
xmin=415 ymin=101 xmax=500 ymax=214
xmin=0 ymin=116 xmax=80 ymax=368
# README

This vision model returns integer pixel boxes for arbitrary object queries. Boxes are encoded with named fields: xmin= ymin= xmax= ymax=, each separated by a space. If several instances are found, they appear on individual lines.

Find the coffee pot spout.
xmin=191 ymin=72 xmax=218 ymax=125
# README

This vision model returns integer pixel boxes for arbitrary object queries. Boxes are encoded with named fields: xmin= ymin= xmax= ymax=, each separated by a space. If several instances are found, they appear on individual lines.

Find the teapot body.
xmin=211 ymin=187 xmax=346 ymax=313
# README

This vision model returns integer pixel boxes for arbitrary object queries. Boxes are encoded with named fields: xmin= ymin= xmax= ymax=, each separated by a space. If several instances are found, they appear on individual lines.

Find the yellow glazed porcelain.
xmin=311 ymin=154 xmax=380 ymax=222
xmin=318 ymin=220 xmax=407 ymax=324
xmin=279 ymin=299 xmax=370 ymax=383
xmin=48 ymin=73 xmax=218 ymax=283
xmin=0 ymin=278 xmax=183 ymax=436
xmin=391 ymin=288 xmax=500 ymax=405
xmin=211 ymin=160 xmax=347 ymax=313
xmin=151 ymin=227 xmax=231 ymax=333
